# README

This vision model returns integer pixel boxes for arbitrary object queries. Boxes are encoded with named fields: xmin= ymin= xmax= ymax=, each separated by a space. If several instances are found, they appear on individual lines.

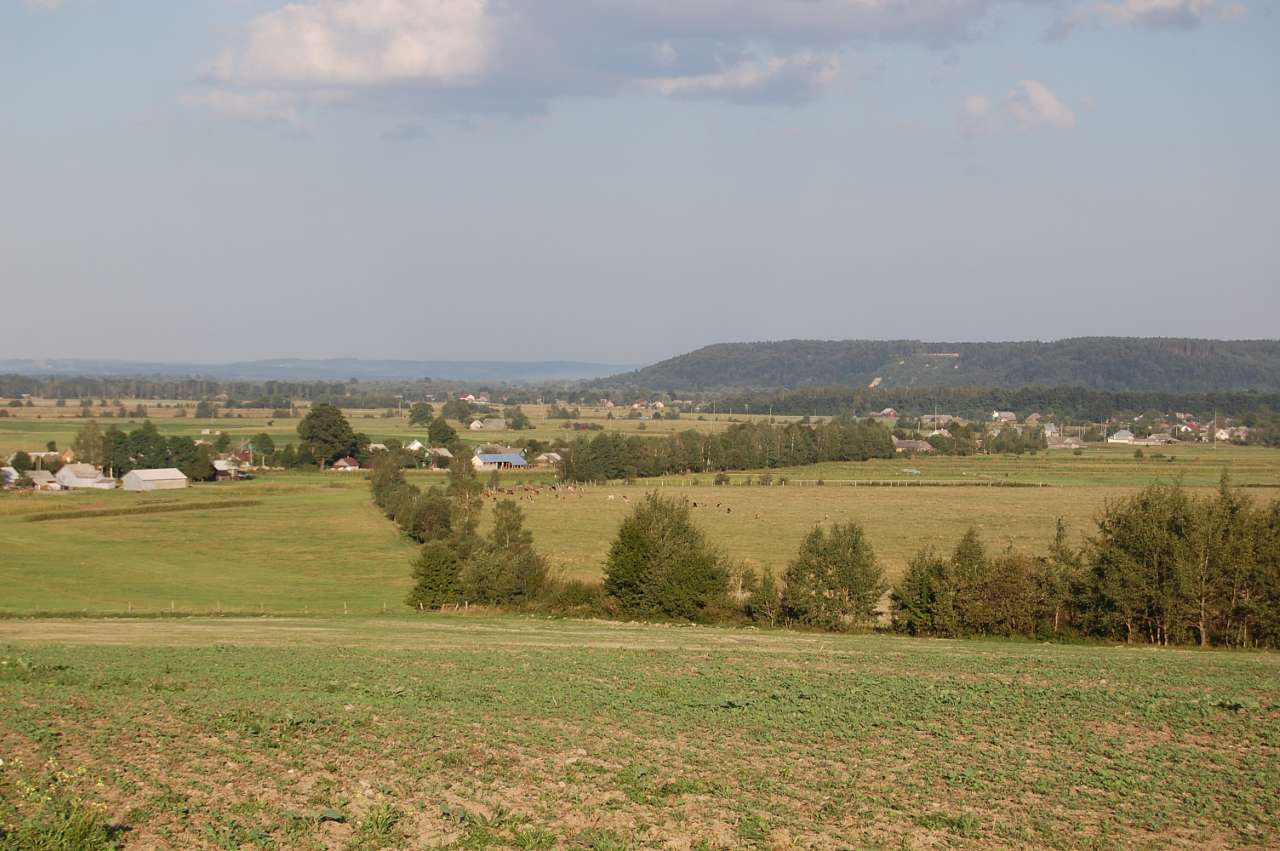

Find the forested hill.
xmin=608 ymin=338 xmax=1280 ymax=393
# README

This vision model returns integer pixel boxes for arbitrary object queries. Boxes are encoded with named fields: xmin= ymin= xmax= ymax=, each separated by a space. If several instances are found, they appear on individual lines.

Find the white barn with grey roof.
xmin=122 ymin=468 xmax=189 ymax=492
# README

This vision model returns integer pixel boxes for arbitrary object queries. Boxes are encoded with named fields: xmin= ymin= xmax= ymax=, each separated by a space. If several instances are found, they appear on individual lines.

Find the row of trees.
xmin=369 ymin=457 xmax=551 ymax=609
xmin=891 ymin=480 xmax=1280 ymax=647
xmin=558 ymin=419 xmax=895 ymax=482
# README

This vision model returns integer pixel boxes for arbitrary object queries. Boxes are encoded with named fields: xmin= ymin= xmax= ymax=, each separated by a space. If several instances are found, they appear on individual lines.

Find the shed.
xmin=122 ymin=468 xmax=189 ymax=492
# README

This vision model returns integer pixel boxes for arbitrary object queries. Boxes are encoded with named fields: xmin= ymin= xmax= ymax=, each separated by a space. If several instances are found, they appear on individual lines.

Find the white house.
xmin=405 ymin=439 xmax=426 ymax=452
xmin=55 ymin=463 xmax=116 ymax=490
xmin=367 ymin=443 xmax=388 ymax=453
xmin=1107 ymin=429 xmax=1135 ymax=444
xmin=122 ymin=468 xmax=189 ymax=492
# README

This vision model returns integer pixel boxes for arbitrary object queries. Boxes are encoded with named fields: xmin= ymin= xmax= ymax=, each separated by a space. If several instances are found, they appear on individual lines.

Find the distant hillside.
xmin=0 ymin=358 xmax=633 ymax=382
xmin=607 ymin=338 xmax=1280 ymax=393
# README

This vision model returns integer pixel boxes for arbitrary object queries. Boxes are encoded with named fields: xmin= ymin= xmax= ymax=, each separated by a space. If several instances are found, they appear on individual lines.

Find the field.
xmin=3 ymin=444 xmax=1279 ymax=614
xmin=1 ymin=615 xmax=1277 ymax=849
xmin=0 ymin=402 xmax=758 ymax=461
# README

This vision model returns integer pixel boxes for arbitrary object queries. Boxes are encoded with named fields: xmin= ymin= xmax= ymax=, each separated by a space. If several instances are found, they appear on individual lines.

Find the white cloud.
xmin=958 ymin=80 xmax=1077 ymax=133
xmin=1050 ymin=0 xmax=1246 ymax=38
xmin=211 ymin=0 xmax=497 ymax=87
xmin=193 ymin=0 xmax=1032 ymax=122
xmin=647 ymin=52 xmax=840 ymax=102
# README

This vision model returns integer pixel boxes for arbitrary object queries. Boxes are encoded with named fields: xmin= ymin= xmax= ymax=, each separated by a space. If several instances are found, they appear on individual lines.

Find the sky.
xmin=3 ymin=0 xmax=1278 ymax=366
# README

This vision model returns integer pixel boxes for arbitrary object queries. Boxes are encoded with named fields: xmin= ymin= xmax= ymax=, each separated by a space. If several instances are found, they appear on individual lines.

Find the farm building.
xmin=0 ymin=466 xmax=18 ymax=488
xmin=1047 ymin=436 xmax=1086 ymax=450
xmin=122 ymin=468 xmax=189 ymax=492
xmin=212 ymin=460 xmax=243 ymax=481
xmin=404 ymin=440 xmax=426 ymax=452
xmin=25 ymin=470 xmax=61 ymax=490
xmin=992 ymin=411 xmax=1018 ymax=423
xmin=1107 ymin=429 xmax=1135 ymax=444
xmin=893 ymin=438 xmax=934 ymax=454
xmin=55 ymin=464 xmax=116 ymax=490
xmin=472 ymin=453 xmax=528 ymax=471
xmin=531 ymin=452 xmax=562 ymax=467
xmin=367 ymin=443 xmax=388 ymax=453
xmin=331 ymin=457 xmax=361 ymax=471
xmin=469 ymin=418 xmax=507 ymax=432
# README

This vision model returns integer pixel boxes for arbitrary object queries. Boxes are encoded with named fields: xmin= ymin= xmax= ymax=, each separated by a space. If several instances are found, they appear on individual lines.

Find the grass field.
xmin=3 ymin=446 xmax=1279 ymax=614
xmin=1 ymin=615 xmax=1276 ymax=849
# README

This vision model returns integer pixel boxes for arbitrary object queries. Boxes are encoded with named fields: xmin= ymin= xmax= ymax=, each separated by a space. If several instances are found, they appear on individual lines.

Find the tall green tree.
xmin=71 ymin=421 xmax=105 ymax=467
xmin=460 ymin=500 xmax=548 ymax=604
xmin=427 ymin=416 xmax=457 ymax=446
xmin=604 ymin=492 xmax=728 ymax=621
xmin=408 ymin=402 xmax=434 ymax=427
xmin=781 ymin=523 xmax=886 ymax=630
xmin=405 ymin=541 xmax=463 ymax=610
xmin=297 ymin=403 xmax=359 ymax=469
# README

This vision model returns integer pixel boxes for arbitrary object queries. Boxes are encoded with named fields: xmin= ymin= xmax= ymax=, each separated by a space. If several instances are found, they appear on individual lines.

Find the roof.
xmin=125 ymin=468 xmax=188 ymax=481
xmin=476 ymin=453 xmax=527 ymax=466
xmin=61 ymin=463 xmax=103 ymax=479
xmin=427 ymin=447 xmax=453 ymax=457
xmin=212 ymin=460 xmax=238 ymax=472
xmin=26 ymin=470 xmax=55 ymax=483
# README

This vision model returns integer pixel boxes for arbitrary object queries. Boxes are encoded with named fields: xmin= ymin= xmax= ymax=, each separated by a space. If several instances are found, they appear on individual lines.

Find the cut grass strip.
xmin=24 ymin=499 xmax=263 ymax=523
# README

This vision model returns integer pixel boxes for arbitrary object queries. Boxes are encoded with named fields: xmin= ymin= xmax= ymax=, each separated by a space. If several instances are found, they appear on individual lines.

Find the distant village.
xmin=0 ymin=390 xmax=1260 ymax=492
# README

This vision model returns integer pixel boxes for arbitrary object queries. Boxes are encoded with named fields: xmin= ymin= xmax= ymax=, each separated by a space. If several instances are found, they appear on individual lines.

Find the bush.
xmin=604 ymin=492 xmax=728 ymax=621
xmin=781 ymin=523 xmax=886 ymax=630
xmin=531 ymin=579 xmax=611 ymax=617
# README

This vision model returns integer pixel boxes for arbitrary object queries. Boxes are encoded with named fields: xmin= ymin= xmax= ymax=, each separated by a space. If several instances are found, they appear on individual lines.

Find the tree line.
xmin=891 ymin=478 xmax=1280 ymax=647
xmin=557 ymin=418 xmax=895 ymax=482
xmin=377 ymin=464 xmax=1279 ymax=647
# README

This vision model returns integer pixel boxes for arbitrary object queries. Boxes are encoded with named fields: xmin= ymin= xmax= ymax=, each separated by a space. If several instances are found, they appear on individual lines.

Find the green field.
xmin=1 ymin=616 xmax=1276 ymax=849
xmin=3 ymin=445 xmax=1279 ymax=614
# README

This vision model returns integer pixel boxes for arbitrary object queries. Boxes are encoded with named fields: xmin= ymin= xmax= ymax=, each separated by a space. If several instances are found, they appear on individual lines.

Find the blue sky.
xmin=3 ymin=0 xmax=1277 ymax=364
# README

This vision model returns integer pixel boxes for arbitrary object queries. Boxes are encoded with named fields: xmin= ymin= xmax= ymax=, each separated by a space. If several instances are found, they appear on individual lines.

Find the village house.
xmin=469 ymin=418 xmax=507 ymax=432
xmin=331 ymin=457 xmax=361 ymax=471
xmin=472 ymin=453 xmax=528 ymax=471
xmin=122 ymin=468 xmax=189 ymax=492
xmin=1046 ymin=436 xmax=1086 ymax=450
xmin=55 ymin=463 xmax=116 ymax=490
xmin=0 ymin=466 xmax=18 ymax=488
xmin=212 ymin=459 xmax=243 ymax=481
xmin=404 ymin=440 xmax=426 ymax=452
xmin=877 ymin=408 xmax=898 ymax=418
xmin=24 ymin=469 xmax=61 ymax=490
xmin=427 ymin=447 xmax=454 ymax=460
xmin=531 ymin=452 xmax=563 ymax=467
xmin=893 ymin=437 xmax=934 ymax=454
xmin=992 ymin=410 xmax=1017 ymax=423
xmin=1107 ymin=429 xmax=1135 ymax=444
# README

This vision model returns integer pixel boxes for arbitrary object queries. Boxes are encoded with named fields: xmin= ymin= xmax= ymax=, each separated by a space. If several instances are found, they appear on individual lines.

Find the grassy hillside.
xmin=610 ymin=337 xmax=1280 ymax=392
xmin=1 ymin=616 xmax=1276 ymax=848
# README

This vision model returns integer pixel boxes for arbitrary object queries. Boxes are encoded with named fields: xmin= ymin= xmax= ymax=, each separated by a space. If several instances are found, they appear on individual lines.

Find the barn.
xmin=122 ymin=468 xmax=189 ymax=492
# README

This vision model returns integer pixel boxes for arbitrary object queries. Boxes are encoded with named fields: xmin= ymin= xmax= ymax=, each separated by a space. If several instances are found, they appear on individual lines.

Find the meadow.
xmin=2 ymin=443 xmax=1278 ymax=614
xmin=1 ymin=615 xmax=1276 ymax=849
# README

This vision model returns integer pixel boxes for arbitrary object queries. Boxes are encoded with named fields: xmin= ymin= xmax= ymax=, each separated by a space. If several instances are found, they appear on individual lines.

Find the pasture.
xmin=2 ymin=446 xmax=1279 ymax=614
xmin=1 ymin=616 xmax=1277 ymax=848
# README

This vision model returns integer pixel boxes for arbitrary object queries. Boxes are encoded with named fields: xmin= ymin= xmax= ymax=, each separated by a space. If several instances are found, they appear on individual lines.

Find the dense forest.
xmin=604 ymin=338 xmax=1280 ymax=393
